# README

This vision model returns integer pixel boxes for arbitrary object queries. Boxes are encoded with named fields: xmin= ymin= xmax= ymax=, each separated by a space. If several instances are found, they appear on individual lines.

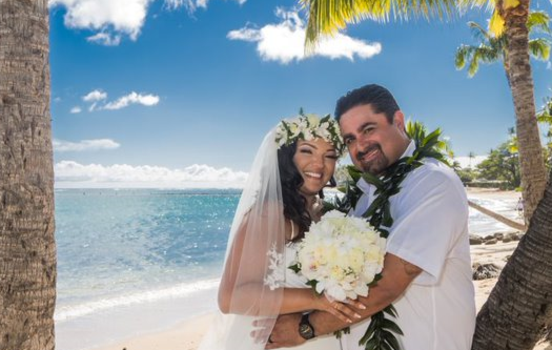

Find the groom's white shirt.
xmin=344 ymin=141 xmax=476 ymax=350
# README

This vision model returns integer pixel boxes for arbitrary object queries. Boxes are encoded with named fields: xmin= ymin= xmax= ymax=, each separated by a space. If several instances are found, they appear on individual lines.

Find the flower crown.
xmin=275 ymin=113 xmax=345 ymax=154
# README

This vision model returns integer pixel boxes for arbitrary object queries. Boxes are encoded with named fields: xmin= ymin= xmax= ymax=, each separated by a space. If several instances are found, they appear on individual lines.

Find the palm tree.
xmin=537 ymin=96 xmax=552 ymax=160
xmin=472 ymin=168 xmax=552 ymax=350
xmin=0 ymin=1 xmax=56 ymax=350
xmin=455 ymin=11 xmax=551 ymax=85
xmin=299 ymin=0 xmax=548 ymax=224
xmin=468 ymin=151 xmax=476 ymax=168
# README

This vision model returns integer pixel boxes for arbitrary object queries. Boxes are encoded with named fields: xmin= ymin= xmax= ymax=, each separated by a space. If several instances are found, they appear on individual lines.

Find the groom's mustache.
xmin=356 ymin=144 xmax=382 ymax=161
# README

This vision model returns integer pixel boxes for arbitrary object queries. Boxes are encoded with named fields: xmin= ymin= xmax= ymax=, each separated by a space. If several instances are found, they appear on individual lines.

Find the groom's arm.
xmin=266 ymin=253 xmax=421 ymax=349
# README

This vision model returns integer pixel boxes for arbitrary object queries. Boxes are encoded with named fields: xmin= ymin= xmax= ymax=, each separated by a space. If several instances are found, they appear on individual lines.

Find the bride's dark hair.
xmin=278 ymin=142 xmax=310 ymax=242
xmin=278 ymin=141 xmax=336 ymax=242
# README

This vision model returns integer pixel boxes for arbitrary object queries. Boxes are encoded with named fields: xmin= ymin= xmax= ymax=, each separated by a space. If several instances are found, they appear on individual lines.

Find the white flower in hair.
xmin=274 ymin=113 xmax=345 ymax=154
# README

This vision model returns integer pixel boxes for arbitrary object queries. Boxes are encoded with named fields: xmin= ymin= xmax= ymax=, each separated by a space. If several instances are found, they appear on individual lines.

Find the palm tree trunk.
xmin=471 ymin=169 xmax=552 ymax=350
xmin=504 ymin=0 xmax=548 ymax=223
xmin=0 ymin=1 xmax=56 ymax=350
xmin=468 ymin=200 xmax=526 ymax=231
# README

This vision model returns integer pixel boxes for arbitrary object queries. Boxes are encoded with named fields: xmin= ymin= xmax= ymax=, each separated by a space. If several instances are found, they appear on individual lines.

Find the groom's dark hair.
xmin=334 ymin=84 xmax=400 ymax=124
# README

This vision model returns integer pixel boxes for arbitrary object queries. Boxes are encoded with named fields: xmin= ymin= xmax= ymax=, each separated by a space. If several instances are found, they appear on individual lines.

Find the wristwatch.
xmin=298 ymin=313 xmax=316 ymax=340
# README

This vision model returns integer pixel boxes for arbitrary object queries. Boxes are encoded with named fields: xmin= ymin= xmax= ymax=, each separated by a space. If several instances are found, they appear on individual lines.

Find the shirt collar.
xmin=356 ymin=139 xmax=415 ymax=194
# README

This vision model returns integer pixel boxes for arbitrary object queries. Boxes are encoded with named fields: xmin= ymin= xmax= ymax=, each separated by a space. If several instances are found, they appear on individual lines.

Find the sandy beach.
xmin=84 ymin=188 xmax=549 ymax=350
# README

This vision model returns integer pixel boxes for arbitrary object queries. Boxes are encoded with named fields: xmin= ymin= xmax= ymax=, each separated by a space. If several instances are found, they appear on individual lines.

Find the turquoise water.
xmin=54 ymin=189 xmax=239 ymax=321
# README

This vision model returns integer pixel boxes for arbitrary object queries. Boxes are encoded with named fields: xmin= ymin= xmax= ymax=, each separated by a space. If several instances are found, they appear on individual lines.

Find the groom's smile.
xmin=339 ymin=104 xmax=410 ymax=176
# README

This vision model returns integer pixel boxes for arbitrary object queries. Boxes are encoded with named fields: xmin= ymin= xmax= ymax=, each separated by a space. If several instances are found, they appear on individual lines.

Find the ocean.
xmin=53 ymin=188 xmax=521 ymax=350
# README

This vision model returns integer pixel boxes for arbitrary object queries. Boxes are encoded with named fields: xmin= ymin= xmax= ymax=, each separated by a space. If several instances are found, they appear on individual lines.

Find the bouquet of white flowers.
xmin=289 ymin=210 xmax=386 ymax=302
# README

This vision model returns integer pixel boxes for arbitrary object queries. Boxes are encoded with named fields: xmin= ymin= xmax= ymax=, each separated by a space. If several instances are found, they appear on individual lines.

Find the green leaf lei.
xmin=324 ymin=121 xmax=452 ymax=350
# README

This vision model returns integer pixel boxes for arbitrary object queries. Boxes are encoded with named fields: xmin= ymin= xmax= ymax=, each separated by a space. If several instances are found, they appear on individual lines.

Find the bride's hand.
xmin=314 ymin=294 xmax=365 ymax=324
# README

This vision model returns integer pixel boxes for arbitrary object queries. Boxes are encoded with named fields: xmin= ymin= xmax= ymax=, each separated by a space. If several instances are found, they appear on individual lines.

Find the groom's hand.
xmin=264 ymin=313 xmax=306 ymax=349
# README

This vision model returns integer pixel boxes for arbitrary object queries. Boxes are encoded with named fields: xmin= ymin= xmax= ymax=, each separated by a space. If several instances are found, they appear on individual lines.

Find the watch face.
xmin=299 ymin=323 xmax=315 ymax=339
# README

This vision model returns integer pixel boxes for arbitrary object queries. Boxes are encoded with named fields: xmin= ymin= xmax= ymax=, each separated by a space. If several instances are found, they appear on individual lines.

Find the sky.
xmin=49 ymin=0 xmax=552 ymax=188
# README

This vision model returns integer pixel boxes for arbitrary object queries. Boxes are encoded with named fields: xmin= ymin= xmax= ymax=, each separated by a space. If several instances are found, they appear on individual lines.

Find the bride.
xmin=199 ymin=114 xmax=363 ymax=350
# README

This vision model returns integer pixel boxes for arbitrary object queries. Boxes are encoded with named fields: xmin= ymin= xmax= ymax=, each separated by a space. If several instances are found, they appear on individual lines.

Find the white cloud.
xmin=80 ymin=90 xmax=159 ymax=111
xmin=87 ymin=32 xmax=122 ymax=46
xmin=53 ymin=139 xmax=121 ymax=152
xmin=54 ymin=161 xmax=248 ymax=188
xmin=164 ymin=0 xmax=245 ymax=12
xmin=49 ymin=0 xmax=151 ymax=43
xmin=70 ymin=106 xmax=82 ymax=114
xmin=83 ymin=89 xmax=107 ymax=102
xmin=49 ymin=0 xmax=247 ymax=44
xmin=454 ymin=155 xmax=488 ymax=169
xmin=103 ymin=92 xmax=160 ymax=110
xmin=547 ymin=61 xmax=552 ymax=70
xmin=227 ymin=8 xmax=382 ymax=64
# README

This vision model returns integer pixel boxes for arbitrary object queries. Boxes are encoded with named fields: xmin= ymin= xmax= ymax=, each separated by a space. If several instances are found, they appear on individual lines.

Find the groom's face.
xmin=339 ymin=104 xmax=408 ymax=175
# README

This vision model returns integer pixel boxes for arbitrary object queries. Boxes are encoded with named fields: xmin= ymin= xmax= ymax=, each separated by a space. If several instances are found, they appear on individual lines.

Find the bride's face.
xmin=293 ymin=138 xmax=338 ymax=197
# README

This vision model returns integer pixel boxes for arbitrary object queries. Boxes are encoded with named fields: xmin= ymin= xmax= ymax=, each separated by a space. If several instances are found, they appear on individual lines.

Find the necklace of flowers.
xmin=325 ymin=121 xmax=452 ymax=350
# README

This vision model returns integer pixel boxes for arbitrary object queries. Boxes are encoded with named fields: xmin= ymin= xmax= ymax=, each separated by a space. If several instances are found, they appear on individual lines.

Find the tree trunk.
xmin=0 ymin=1 xmax=56 ymax=350
xmin=468 ymin=200 xmax=526 ymax=231
xmin=504 ymin=0 xmax=549 ymax=223
xmin=471 ymin=168 xmax=552 ymax=350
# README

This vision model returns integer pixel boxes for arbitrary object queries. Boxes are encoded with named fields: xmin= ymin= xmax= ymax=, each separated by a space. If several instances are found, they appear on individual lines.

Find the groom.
xmin=265 ymin=84 xmax=476 ymax=350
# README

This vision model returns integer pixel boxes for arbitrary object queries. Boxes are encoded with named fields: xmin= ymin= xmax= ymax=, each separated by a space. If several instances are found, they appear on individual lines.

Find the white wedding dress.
xmin=282 ymin=243 xmax=343 ymax=350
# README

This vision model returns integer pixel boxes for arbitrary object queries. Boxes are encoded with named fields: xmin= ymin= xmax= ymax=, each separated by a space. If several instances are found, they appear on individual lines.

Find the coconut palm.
xmin=299 ymin=0 xmax=548 ymax=224
xmin=473 ymin=167 xmax=552 ymax=350
xmin=468 ymin=151 xmax=476 ymax=168
xmin=455 ymin=11 xmax=551 ymax=84
xmin=0 ymin=0 xmax=56 ymax=349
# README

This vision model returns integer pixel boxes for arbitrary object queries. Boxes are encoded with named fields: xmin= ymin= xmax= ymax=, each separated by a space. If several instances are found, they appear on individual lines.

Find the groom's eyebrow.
xmin=357 ymin=122 xmax=376 ymax=132
xmin=342 ymin=122 xmax=376 ymax=142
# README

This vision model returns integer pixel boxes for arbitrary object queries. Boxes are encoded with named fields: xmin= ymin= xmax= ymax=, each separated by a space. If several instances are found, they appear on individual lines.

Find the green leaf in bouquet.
xmin=288 ymin=263 xmax=301 ymax=273
xmin=306 ymin=279 xmax=320 ymax=294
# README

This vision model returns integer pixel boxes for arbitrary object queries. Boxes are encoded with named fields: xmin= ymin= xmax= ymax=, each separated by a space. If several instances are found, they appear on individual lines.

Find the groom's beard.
xmin=356 ymin=144 xmax=389 ymax=176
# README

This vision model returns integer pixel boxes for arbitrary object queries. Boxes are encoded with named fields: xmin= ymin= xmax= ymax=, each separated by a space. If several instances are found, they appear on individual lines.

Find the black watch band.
xmin=298 ymin=313 xmax=316 ymax=340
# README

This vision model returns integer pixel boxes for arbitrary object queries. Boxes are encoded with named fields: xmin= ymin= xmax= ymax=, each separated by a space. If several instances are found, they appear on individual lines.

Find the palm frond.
xmin=454 ymin=45 xmax=470 ymax=69
xmin=529 ymin=38 xmax=551 ymax=61
xmin=302 ymin=0 xmax=461 ymax=47
xmin=537 ymin=98 xmax=552 ymax=124
xmin=527 ymin=11 xmax=551 ymax=34
xmin=537 ymin=113 xmax=552 ymax=124
xmin=467 ymin=53 xmax=480 ymax=77
xmin=489 ymin=9 xmax=505 ymax=37
xmin=468 ymin=21 xmax=493 ymax=41
xmin=477 ymin=44 xmax=501 ymax=62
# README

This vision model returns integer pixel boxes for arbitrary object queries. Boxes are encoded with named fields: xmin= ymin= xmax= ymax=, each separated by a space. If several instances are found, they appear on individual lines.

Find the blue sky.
xmin=49 ymin=0 xmax=552 ymax=187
